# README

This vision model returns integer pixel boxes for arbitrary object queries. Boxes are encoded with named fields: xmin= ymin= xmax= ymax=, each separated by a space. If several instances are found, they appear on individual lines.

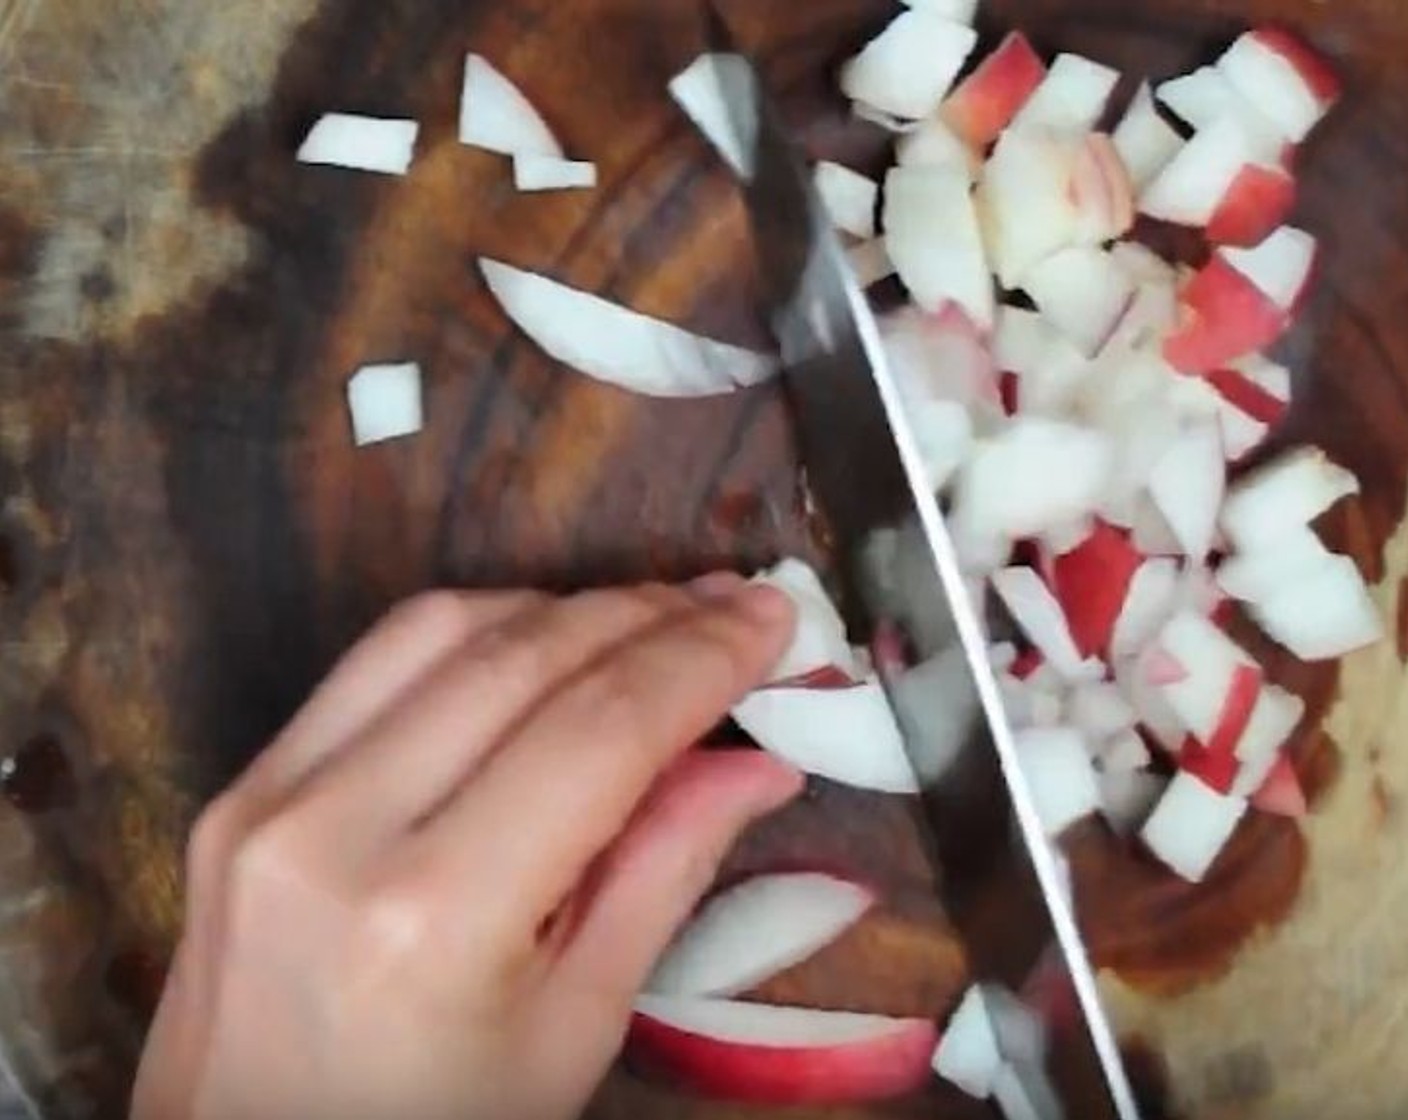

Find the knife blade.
xmin=694 ymin=9 xmax=1141 ymax=1118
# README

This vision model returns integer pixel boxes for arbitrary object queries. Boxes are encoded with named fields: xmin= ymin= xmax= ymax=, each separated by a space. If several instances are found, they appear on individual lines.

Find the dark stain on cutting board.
xmin=1 ymin=0 xmax=1407 ymax=1116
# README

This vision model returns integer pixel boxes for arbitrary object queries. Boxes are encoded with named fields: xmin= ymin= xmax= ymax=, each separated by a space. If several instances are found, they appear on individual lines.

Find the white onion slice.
xmin=512 ymin=155 xmax=597 ymax=191
xmin=1112 ymin=83 xmax=1183 ymax=191
xmin=978 ymin=128 xmax=1079 ymax=289
xmin=1009 ymin=53 xmax=1119 ymax=134
xmin=1014 ymin=726 xmax=1102 ymax=837
xmin=1068 ymin=681 xmax=1136 ymax=742
xmin=347 ymin=362 xmax=423 ymax=446
xmin=883 ymin=165 xmax=995 ymax=328
xmin=1022 ymin=246 xmax=1135 ymax=358
xmin=1138 ymin=115 xmax=1262 ymax=226
xmin=669 ymin=54 xmax=756 ymax=176
xmin=840 ymin=10 xmax=978 ymax=121
xmin=991 ymin=567 xmax=1090 ymax=681
xmin=1250 ymin=554 xmax=1382 ymax=660
xmin=1110 ymin=557 xmax=1180 ymax=662
xmin=1141 ymin=771 xmax=1248 ymax=883
xmin=1147 ymin=420 xmax=1224 ymax=560
xmin=1100 ymin=768 xmax=1166 ymax=835
xmin=459 ymin=54 xmax=562 ymax=157
xmin=932 ymin=986 xmax=1003 ymax=1099
xmin=755 ymin=558 xmax=865 ymax=684
xmin=479 ymin=259 xmax=773 ymax=397
xmin=994 ymin=307 xmax=1091 ymax=415
xmin=648 ymin=872 xmax=873 ymax=997
xmin=896 ymin=117 xmax=978 ymax=174
xmin=732 ymin=679 xmax=918 ymax=793
xmin=1221 ymin=225 xmax=1317 ymax=310
xmin=297 ymin=114 xmax=418 ymax=175
xmin=1216 ymin=526 xmax=1332 ymax=604
xmin=814 ymin=161 xmax=879 ymax=239
xmin=1219 ymin=446 xmax=1359 ymax=550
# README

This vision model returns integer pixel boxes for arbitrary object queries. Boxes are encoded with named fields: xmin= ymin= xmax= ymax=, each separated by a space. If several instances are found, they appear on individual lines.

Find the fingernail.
xmin=734 ymin=583 xmax=794 ymax=625
xmin=687 ymin=570 xmax=747 ymax=601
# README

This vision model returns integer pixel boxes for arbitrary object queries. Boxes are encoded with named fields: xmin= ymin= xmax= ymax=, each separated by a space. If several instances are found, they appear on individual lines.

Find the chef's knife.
xmin=695 ymin=9 xmax=1141 ymax=1118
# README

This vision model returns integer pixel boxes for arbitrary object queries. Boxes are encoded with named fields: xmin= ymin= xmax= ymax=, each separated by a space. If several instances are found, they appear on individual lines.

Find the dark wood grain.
xmin=1 ymin=0 xmax=1407 ymax=1116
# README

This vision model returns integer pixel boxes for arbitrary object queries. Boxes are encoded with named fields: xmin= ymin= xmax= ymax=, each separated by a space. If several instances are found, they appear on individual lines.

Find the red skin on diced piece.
xmin=1252 ymin=753 xmax=1308 ymax=817
xmin=1178 ymin=663 xmax=1262 ymax=794
xmin=1052 ymin=521 xmax=1144 ymax=658
xmin=1164 ymin=257 xmax=1288 ymax=374
xmin=1252 ymin=27 xmax=1342 ymax=105
xmin=627 ymin=1012 xmax=938 ymax=1105
xmin=1207 ymin=164 xmax=1296 ymax=247
xmin=1010 ymin=648 xmax=1044 ymax=681
xmin=1000 ymin=370 xmax=1020 ymax=416
xmin=943 ymin=32 xmax=1046 ymax=148
xmin=1180 ymin=736 xmax=1241 ymax=794
xmin=1204 ymin=365 xmax=1289 ymax=424
xmin=780 ymin=665 xmax=863 ymax=690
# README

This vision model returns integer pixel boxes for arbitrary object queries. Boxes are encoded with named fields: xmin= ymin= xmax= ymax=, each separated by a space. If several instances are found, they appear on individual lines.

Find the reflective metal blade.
xmin=696 ymin=9 xmax=1141 ymax=1118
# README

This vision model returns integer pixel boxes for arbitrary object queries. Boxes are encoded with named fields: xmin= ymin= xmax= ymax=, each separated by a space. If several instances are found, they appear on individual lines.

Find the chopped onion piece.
xmin=1250 ymin=554 xmax=1382 ymax=660
xmin=1221 ymin=225 xmax=1317 ymax=310
xmin=1156 ymin=612 xmax=1258 ymax=742
xmin=479 ymin=259 xmax=773 ymax=397
xmin=1100 ymin=728 xmax=1154 ymax=773
xmin=814 ymin=161 xmax=879 ymax=239
xmin=1229 ymin=684 xmax=1305 ymax=796
xmin=1100 ymin=768 xmax=1165 ymax=834
xmin=884 ymin=165 xmax=995 ymax=328
xmin=1217 ymin=527 xmax=1332 ymax=604
xmin=648 ymin=873 xmax=873 ymax=997
xmin=1141 ymin=771 xmax=1248 ymax=882
xmin=1112 ymin=83 xmax=1183 ymax=191
xmin=841 ymin=10 xmax=978 ymax=121
xmin=513 ymin=155 xmax=597 ymax=191
xmin=297 ymin=114 xmax=418 ymax=175
xmin=755 ymin=558 xmax=865 ymax=685
xmin=994 ymin=307 xmax=1091 ymax=414
xmin=1157 ymin=67 xmax=1242 ymax=130
xmin=978 ymin=128 xmax=1080 ymax=288
xmin=1219 ymin=447 xmax=1359 ymax=549
xmin=992 ymin=568 xmax=1089 ymax=681
xmin=1014 ymin=727 xmax=1102 ymax=838
xmin=1110 ymin=557 xmax=1180 ymax=662
xmin=932 ymin=986 xmax=1002 ymax=1098
xmin=1217 ymin=28 xmax=1340 ymax=143
xmin=1009 ymin=53 xmax=1119 ymax=134
xmin=1022 ymin=247 xmax=1135 ymax=358
xmin=347 ymin=362 xmax=423 ymax=446
xmin=896 ymin=118 xmax=979 ymax=173
xmin=1147 ymin=420 xmax=1224 ymax=560
xmin=459 ymin=54 xmax=562 ymax=157
xmin=1068 ymin=681 xmax=1137 ymax=742
xmin=1139 ymin=115 xmax=1264 ymax=227
xmin=669 ymin=54 xmax=756 ymax=176
xmin=956 ymin=418 xmax=1113 ymax=541
xmin=732 ymin=679 xmax=918 ymax=793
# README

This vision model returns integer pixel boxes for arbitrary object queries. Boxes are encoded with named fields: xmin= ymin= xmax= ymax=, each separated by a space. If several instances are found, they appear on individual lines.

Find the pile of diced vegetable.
xmin=299 ymin=3 xmax=1382 ymax=1113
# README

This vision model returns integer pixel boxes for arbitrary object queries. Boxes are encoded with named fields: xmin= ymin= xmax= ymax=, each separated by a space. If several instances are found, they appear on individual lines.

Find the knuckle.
xmin=185 ymin=792 xmax=244 ymax=885
xmin=385 ymin=589 xmax=484 ymax=639
xmin=228 ymin=815 xmax=315 ymax=899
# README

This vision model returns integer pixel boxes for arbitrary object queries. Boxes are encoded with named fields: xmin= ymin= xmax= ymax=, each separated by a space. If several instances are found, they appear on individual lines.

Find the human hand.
xmin=132 ymin=576 xmax=802 ymax=1120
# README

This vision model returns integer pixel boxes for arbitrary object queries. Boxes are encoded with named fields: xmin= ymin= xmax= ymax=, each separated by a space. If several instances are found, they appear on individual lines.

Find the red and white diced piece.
xmin=648 ymin=872 xmax=874 ymax=997
xmin=991 ymin=567 xmax=1093 ymax=681
xmin=1206 ymin=163 xmax=1296 ymax=247
xmin=1221 ymin=224 xmax=1317 ymax=311
xmin=1162 ymin=254 xmax=1288 ymax=374
xmin=1217 ymin=27 xmax=1341 ymax=143
xmin=1112 ymin=83 xmax=1184 ymax=191
xmin=1110 ymin=557 xmax=1181 ymax=662
xmin=628 ymin=996 xmax=938 ymax=1105
xmin=1147 ymin=419 xmax=1225 ymax=560
xmin=901 ymin=0 xmax=979 ymax=22
xmin=1139 ymin=115 xmax=1272 ymax=227
xmin=1022 ymin=246 xmax=1135 ymax=358
xmin=993 ymin=307 xmax=1091 ymax=415
xmin=942 ymin=31 xmax=1046 ymax=148
xmin=841 ymin=10 xmax=978 ymax=121
xmin=1219 ymin=446 xmax=1359 ymax=549
xmin=932 ymin=986 xmax=1003 ymax=1098
xmin=1249 ymin=553 xmax=1383 ymax=660
xmin=1009 ymin=53 xmax=1120 ymax=134
xmin=956 ymin=418 xmax=1114 ymax=541
xmin=754 ymin=558 xmax=865 ymax=685
xmin=814 ymin=162 xmax=879 ymax=239
xmin=884 ymin=165 xmax=995 ymax=327
xmin=1141 ymin=771 xmax=1249 ymax=882
xmin=1179 ymin=662 xmax=1262 ymax=793
xmin=1207 ymin=353 xmax=1292 ymax=459
xmin=1251 ymin=754 xmax=1308 ymax=817
xmin=978 ymin=128 xmax=1081 ymax=288
xmin=731 ymin=678 xmax=918 ymax=793
xmin=1051 ymin=521 xmax=1144 ymax=657
xmin=1155 ymin=611 xmax=1260 ymax=743
xmin=1014 ymin=727 xmax=1102 ymax=836
xmin=1070 ymin=134 xmax=1137 ymax=244
xmin=1229 ymin=683 xmax=1305 ymax=796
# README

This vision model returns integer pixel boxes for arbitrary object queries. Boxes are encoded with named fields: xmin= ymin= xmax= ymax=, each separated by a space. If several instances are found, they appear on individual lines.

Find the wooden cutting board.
xmin=1 ymin=0 xmax=1406 ymax=1116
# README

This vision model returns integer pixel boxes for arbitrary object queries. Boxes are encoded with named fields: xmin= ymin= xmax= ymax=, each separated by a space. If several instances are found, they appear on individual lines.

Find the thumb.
xmin=552 ymin=748 xmax=803 ymax=1006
